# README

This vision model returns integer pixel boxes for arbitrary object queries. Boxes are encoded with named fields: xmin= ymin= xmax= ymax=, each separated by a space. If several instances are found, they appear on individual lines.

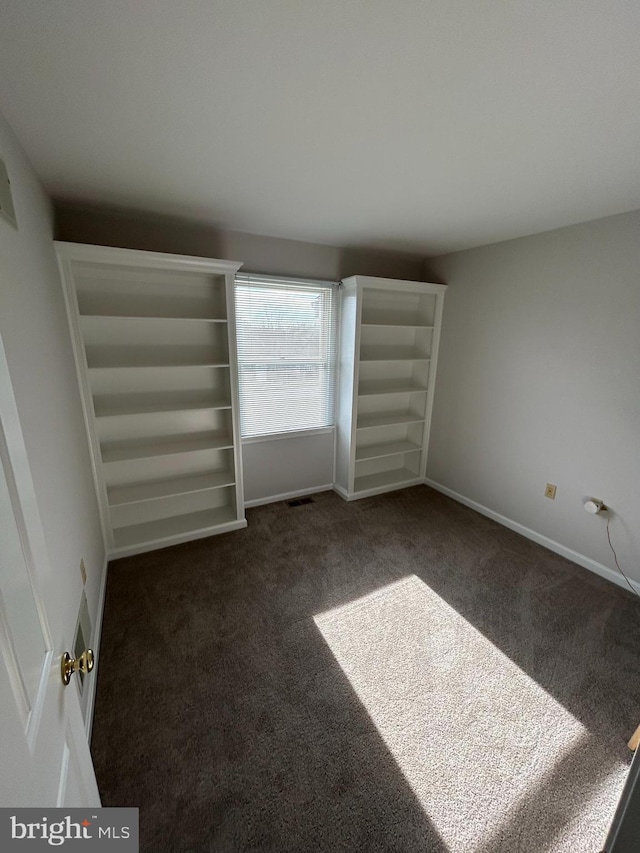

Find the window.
xmin=234 ymin=274 xmax=339 ymax=438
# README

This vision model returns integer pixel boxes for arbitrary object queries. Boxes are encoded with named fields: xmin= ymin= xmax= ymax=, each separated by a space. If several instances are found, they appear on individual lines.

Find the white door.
xmin=0 ymin=336 xmax=100 ymax=806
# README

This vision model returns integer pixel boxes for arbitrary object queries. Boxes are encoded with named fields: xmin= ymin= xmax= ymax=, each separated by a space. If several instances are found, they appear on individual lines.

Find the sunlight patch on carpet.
xmin=313 ymin=575 xmax=627 ymax=852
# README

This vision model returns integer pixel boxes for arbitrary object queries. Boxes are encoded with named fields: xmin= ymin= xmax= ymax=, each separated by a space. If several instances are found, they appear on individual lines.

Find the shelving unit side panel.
xmin=225 ymin=273 xmax=246 ymax=520
xmin=57 ymin=254 xmax=115 ymax=551
xmin=420 ymin=289 xmax=447 ymax=479
xmin=335 ymin=283 xmax=359 ymax=495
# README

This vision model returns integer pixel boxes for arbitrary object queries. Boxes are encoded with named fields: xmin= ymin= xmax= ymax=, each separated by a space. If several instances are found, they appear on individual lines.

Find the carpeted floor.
xmin=91 ymin=486 xmax=640 ymax=852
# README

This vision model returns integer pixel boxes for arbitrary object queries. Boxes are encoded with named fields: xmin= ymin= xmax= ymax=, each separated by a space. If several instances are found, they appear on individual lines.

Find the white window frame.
xmin=234 ymin=273 xmax=340 ymax=441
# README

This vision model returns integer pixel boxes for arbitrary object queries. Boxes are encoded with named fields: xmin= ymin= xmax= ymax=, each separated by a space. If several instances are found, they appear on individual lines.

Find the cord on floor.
xmin=606 ymin=514 xmax=640 ymax=601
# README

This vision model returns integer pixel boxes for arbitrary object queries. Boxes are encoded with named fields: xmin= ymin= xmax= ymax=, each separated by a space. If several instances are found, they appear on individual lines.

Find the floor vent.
xmin=287 ymin=496 xmax=315 ymax=507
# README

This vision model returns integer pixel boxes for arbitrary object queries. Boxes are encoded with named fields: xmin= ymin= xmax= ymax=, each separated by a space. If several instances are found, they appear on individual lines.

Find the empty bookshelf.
xmin=56 ymin=242 xmax=246 ymax=557
xmin=335 ymin=275 xmax=447 ymax=500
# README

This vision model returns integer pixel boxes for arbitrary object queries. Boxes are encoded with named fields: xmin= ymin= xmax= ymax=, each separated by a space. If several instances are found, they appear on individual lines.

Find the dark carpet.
xmin=91 ymin=486 xmax=640 ymax=852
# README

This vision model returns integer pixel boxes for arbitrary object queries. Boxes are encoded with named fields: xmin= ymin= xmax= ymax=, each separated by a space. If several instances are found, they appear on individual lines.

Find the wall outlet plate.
xmin=545 ymin=483 xmax=557 ymax=499
xmin=0 ymin=157 xmax=17 ymax=228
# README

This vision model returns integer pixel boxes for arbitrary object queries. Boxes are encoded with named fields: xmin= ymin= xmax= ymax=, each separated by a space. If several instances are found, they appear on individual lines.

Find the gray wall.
xmin=54 ymin=202 xmax=426 ymax=281
xmin=426 ymin=210 xmax=640 ymax=584
xmin=55 ymin=202 xmax=426 ymax=504
xmin=0 ymin=113 xmax=104 ymax=649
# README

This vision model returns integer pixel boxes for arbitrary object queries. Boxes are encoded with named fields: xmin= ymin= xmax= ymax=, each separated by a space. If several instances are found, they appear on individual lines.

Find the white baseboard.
xmin=333 ymin=478 xmax=423 ymax=502
xmin=244 ymin=484 xmax=333 ymax=509
xmin=424 ymin=478 xmax=640 ymax=597
xmin=85 ymin=551 xmax=109 ymax=742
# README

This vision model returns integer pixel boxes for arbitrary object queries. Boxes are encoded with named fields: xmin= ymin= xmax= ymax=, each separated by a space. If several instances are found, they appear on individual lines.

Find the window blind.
xmin=234 ymin=274 xmax=339 ymax=438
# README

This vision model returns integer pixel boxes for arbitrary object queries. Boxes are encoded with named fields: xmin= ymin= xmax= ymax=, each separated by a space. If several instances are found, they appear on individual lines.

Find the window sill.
xmin=241 ymin=426 xmax=335 ymax=445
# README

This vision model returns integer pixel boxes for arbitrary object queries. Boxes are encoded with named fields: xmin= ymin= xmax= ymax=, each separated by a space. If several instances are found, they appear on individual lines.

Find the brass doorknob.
xmin=61 ymin=649 xmax=94 ymax=686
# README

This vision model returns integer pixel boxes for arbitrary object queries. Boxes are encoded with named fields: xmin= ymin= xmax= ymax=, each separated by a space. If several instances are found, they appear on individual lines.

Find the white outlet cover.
xmin=0 ymin=157 xmax=17 ymax=228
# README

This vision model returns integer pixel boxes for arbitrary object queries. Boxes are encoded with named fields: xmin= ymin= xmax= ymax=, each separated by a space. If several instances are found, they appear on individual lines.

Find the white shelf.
xmin=101 ymin=432 xmax=234 ymax=464
xmin=89 ymin=363 xmax=230 ymax=371
xmin=94 ymin=393 xmax=231 ymax=418
xmin=358 ymin=381 xmax=427 ymax=397
xmin=360 ymin=287 xmax=438 ymax=327
xmin=108 ymin=471 xmax=235 ymax=506
xmin=72 ymin=263 xmax=229 ymax=321
xmin=86 ymin=351 xmax=229 ymax=369
xmin=112 ymin=506 xmax=237 ymax=549
xmin=355 ymin=440 xmax=421 ymax=461
xmin=80 ymin=314 xmax=227 ymax=324
xmin=81 ymin=313 xmax=230 ymax=368
xmin=361 ymin=323 xmax=434 ymax=330
xmin=359 ymin=346 xmax=429 ymax=362
xmin=88 ymin=365 xmax=230 ymax=385
xmin=357 ymin=412 xmax=425 ymax=429
xmin=354 ymin=468 xmax=421 ymax=493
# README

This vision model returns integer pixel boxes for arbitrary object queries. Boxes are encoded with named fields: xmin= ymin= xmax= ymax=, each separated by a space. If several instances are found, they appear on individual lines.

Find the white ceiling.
xmin=1 ymin=0 xmax=639 ymax=255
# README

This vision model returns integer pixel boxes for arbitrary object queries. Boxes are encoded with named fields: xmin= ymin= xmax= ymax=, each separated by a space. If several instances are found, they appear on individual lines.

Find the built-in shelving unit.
xmin=335 ymin=276 xmax=446 ymax=501
xmin=56 ymin=242 xmax=246 ymax=557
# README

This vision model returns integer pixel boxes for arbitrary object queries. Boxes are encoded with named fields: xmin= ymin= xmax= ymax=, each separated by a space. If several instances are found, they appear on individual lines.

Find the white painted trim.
xmin=332 ymin=286 xmax=342 ymax=491
xmin=332 ymin=483 xmax=350 ymax=501
xmin=84 ymin=553 xmax=109 ymax=742
xmin=348 ymin=281 xmax=363 ymax=496
xmin=341 ymin=275 xmax=447 ymax=296
xmin=244 ymin=484 xmax=333 ymax=508
xmin=335 ymin=477 xmax=423 ymax=502
xmin=424 ymin=478 xmax=640 ymax=596
xmin=54 ymin=241 xmax=242 ymax=274
xmin=242 ymin=426 xmax=334 ymax=445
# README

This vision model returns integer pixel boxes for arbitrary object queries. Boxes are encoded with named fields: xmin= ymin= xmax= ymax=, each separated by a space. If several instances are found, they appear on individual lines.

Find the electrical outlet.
xmin=544 ymin=483 xmax=557 ymax=500
xmin=80 ymin=558 xmax=87 ymax=585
